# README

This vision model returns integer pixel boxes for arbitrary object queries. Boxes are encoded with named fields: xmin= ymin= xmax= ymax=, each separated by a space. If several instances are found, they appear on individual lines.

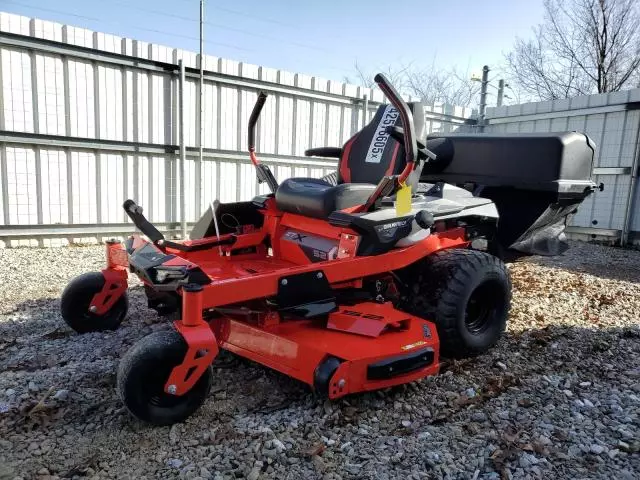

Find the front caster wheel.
xmin=117 ymin=329 xmax=213 ymax=425
xmin=60 ymin=272 xmax=128 ymax=333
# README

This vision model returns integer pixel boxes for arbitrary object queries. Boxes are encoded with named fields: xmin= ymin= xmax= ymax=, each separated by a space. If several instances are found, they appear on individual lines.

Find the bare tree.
xmin=506 ymin=0 xmax=640 ymax=100
xmin=345 ymin=60 xmax=480 ymax=108
xmin=404 ymin=63 xmax=480 ymax=107
xmin=343 ymin=61 xmax=411 ymax=90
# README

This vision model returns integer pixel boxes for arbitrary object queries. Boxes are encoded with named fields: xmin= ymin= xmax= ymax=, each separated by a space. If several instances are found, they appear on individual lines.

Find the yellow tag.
xmin=395 ymin=182 xmax=412 ymax=216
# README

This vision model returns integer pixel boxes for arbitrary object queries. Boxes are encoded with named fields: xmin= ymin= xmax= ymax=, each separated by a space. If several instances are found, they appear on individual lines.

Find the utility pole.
xmin=478 ymin=65 xmax=489 ymax=128
xmin=497 ymin=79 xmax=505 ymax=107
xmin=179 ymin=60 xmax=187 ymax=239
xmin=199 ymin=0 xmax=205 ymax=174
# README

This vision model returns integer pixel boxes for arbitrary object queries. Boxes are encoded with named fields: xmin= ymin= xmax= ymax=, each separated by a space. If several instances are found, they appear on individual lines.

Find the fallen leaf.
xmin=305 ymin=442 xmax=325 ymax=457
xmin=502 ymin=429 xmax=520 ymax=444
xmin=26 ymin=387 xmax=55 ymax=415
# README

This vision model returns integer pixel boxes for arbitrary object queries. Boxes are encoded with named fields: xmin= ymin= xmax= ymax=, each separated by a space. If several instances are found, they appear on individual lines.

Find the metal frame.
xmin=0 ymin=31 xmax=476 ymax=119
xmin=488 ymin=102 xmax=640 ymax=125
xmin=0 ymin=130 xmax=338 ymax=166
xmin=565 ymin=226 xmax=619 ymax=237
xmin=0 ymin=32 xmax=361 ymax=107
xmin=0 ymin=222 xmax=194 ymax=239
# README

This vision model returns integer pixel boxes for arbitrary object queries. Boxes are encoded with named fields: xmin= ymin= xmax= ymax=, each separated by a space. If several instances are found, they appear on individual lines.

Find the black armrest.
xmin=388 ymin=126 xmax=426 ymax=149
xmin=305 ymin=147 xmax=342 ymax=158
xmin=387 ymin=126 xmax=436 ymax=161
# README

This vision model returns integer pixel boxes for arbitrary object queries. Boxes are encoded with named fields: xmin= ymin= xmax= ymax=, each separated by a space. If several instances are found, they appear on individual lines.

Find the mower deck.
xmin=210 ymin=303 xmax=439 ymax=399
xmin=116 ymin=224 xmax=454 ymax=402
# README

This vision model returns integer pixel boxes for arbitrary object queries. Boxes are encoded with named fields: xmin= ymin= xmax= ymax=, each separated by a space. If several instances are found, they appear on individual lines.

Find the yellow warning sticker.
xmin=401 ymin=340 xmax=428 ymax=351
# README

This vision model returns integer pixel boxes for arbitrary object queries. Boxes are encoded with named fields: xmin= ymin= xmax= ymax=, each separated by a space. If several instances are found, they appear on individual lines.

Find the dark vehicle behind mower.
xmin=60 ymin=74 xmax=598 ymax=425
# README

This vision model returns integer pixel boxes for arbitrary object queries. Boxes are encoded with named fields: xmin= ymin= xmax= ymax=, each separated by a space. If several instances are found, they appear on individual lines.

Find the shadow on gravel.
xmin=310 ymin=322 xmax=640 ymax=439
xmin=1 ymin=317 xmax=638 ymax=480
xmin=3 ymin=302 xmax=639 ymax=408
xmin=0 ymin=286 xmax=148 ymax=335
xmin=3 ymin=267 xmax=639 ymax=416
xmin=167 ymin=321 xmax=640 ymax=419
xmin=0 ymin=287 xmax=151 ymax=374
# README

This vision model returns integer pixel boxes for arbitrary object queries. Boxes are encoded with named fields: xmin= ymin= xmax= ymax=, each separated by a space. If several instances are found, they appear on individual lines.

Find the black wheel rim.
xmin=70 ymin=284 xmax=120 ymax=323
xmin=74 ymin=288 xmax=99 ymax=321
xmin=78 ymin=299 xmax=123 ymax=325
xmin=465 ymin=280 xmax=502 ymax=335
xmin=139 ymin=363 xmax=210 ymax=419
xmin=145 ymin=366 xmax=186 ymax=409
xmin=141 ymin=363 xmax=190 ymax=409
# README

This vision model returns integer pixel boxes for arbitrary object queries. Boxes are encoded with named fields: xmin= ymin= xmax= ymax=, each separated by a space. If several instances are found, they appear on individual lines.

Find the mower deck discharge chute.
xmin=60 ymin=74 xmax=599 ymax=425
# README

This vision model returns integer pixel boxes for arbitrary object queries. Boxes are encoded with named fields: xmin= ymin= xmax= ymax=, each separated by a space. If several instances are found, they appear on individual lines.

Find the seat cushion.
xmin=275 ymin=177 xmax=375 ymax=219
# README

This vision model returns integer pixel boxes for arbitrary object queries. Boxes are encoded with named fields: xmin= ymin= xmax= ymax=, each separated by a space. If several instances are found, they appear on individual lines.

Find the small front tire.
xmin=60 ymin=272 xmax=128 ymax=333
xmin=117 ymin=329 xmax=213 ymax=425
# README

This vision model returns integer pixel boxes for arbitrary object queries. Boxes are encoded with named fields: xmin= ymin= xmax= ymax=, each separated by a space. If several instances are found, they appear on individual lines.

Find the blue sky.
xmin=2 ymin=0 xmax=545 ymax=84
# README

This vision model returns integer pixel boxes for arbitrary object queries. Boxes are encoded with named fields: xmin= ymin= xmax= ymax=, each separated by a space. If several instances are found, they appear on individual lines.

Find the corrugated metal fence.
xmin=485 ymin=90 xmax=640 ymax=245
xmin=0 ymin=13 xmax=475 ymax=246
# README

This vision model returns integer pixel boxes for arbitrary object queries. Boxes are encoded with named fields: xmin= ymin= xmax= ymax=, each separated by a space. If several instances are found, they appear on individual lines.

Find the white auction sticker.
xmin=364 ymin=105 xmax=399 ymax=164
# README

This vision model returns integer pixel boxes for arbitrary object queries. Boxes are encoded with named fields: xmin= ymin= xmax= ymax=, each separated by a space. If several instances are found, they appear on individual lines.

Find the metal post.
xmin=179 ymin=59 xmax=187 ymax=239
xmin=478 ymin=65 xmax=489 ymax=129
xmin=199 ymin=0 xmax=205 ymax=168
xmin=362 ymin=94 xmax=369 ymax=129
xmin=621 ymin=118 xmax=640 ymax=245
xmin=497 ymin=79 xmax=505 ymax=107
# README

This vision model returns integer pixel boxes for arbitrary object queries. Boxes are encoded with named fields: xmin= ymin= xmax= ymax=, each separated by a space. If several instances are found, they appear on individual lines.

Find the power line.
xmin=178 ymin=0 xmax=297 ymax=28
xmin=5 ymin=1 xmax=97 ymax=23
xmin=107 ymin=0 xmax=198 ymax=24
xmin=101 ymin=0 xmax=330 ymax=53
xmin=4 ymin=0 xmax=251 ymax=52
xmin=204 ymin=21 xmax=329 ymax=53
xmin=209 ymin=5 xmax=296 ymax=29
xmin=4 ymin=0 xmax=357 ymax=78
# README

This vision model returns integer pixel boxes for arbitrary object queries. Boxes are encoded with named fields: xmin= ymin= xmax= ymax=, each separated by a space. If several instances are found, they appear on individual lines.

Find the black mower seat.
xmin=275 ymin=177 xmax=375 ymax=219
xmin=275 ymin=101 xmax=425 ymax=219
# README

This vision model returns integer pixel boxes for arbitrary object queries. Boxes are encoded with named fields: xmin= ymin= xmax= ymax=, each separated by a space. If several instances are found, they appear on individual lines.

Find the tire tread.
xmin=399 ymin=248 xmax=511 ymax=358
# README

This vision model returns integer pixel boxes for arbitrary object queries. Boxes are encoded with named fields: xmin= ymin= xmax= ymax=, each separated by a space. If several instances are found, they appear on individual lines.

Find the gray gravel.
xmin=0 ymin=241 xmax=639 ymax=480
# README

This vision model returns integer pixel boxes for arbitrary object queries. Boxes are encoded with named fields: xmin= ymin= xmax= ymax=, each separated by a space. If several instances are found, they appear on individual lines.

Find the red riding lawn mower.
xmin=60 ymin=74 xmax=598 ymax=425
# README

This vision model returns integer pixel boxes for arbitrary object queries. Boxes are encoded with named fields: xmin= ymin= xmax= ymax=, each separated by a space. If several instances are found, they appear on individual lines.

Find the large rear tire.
xmin=398 ymin=249 xmax=511 ymax=358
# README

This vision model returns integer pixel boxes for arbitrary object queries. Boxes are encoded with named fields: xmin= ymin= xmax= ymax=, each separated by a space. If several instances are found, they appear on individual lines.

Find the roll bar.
xmin=248 ymin=92 xmax=267 ymax=153
xmin=357 ymin=74 xmax=420 ymax=213
xmin=373 ymin=73 xmax=417 ymax=184
xmin=247 ymin=91 xmax=278 ymax=193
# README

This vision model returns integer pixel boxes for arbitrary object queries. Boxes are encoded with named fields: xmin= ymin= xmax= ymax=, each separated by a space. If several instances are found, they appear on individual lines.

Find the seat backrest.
xmin=337 ymin=102 xmax=425 ymax=188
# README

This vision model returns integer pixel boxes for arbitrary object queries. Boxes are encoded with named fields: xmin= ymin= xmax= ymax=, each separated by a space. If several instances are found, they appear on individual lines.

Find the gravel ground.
xmin=0 ymin=242 xmax=639 ymax=480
